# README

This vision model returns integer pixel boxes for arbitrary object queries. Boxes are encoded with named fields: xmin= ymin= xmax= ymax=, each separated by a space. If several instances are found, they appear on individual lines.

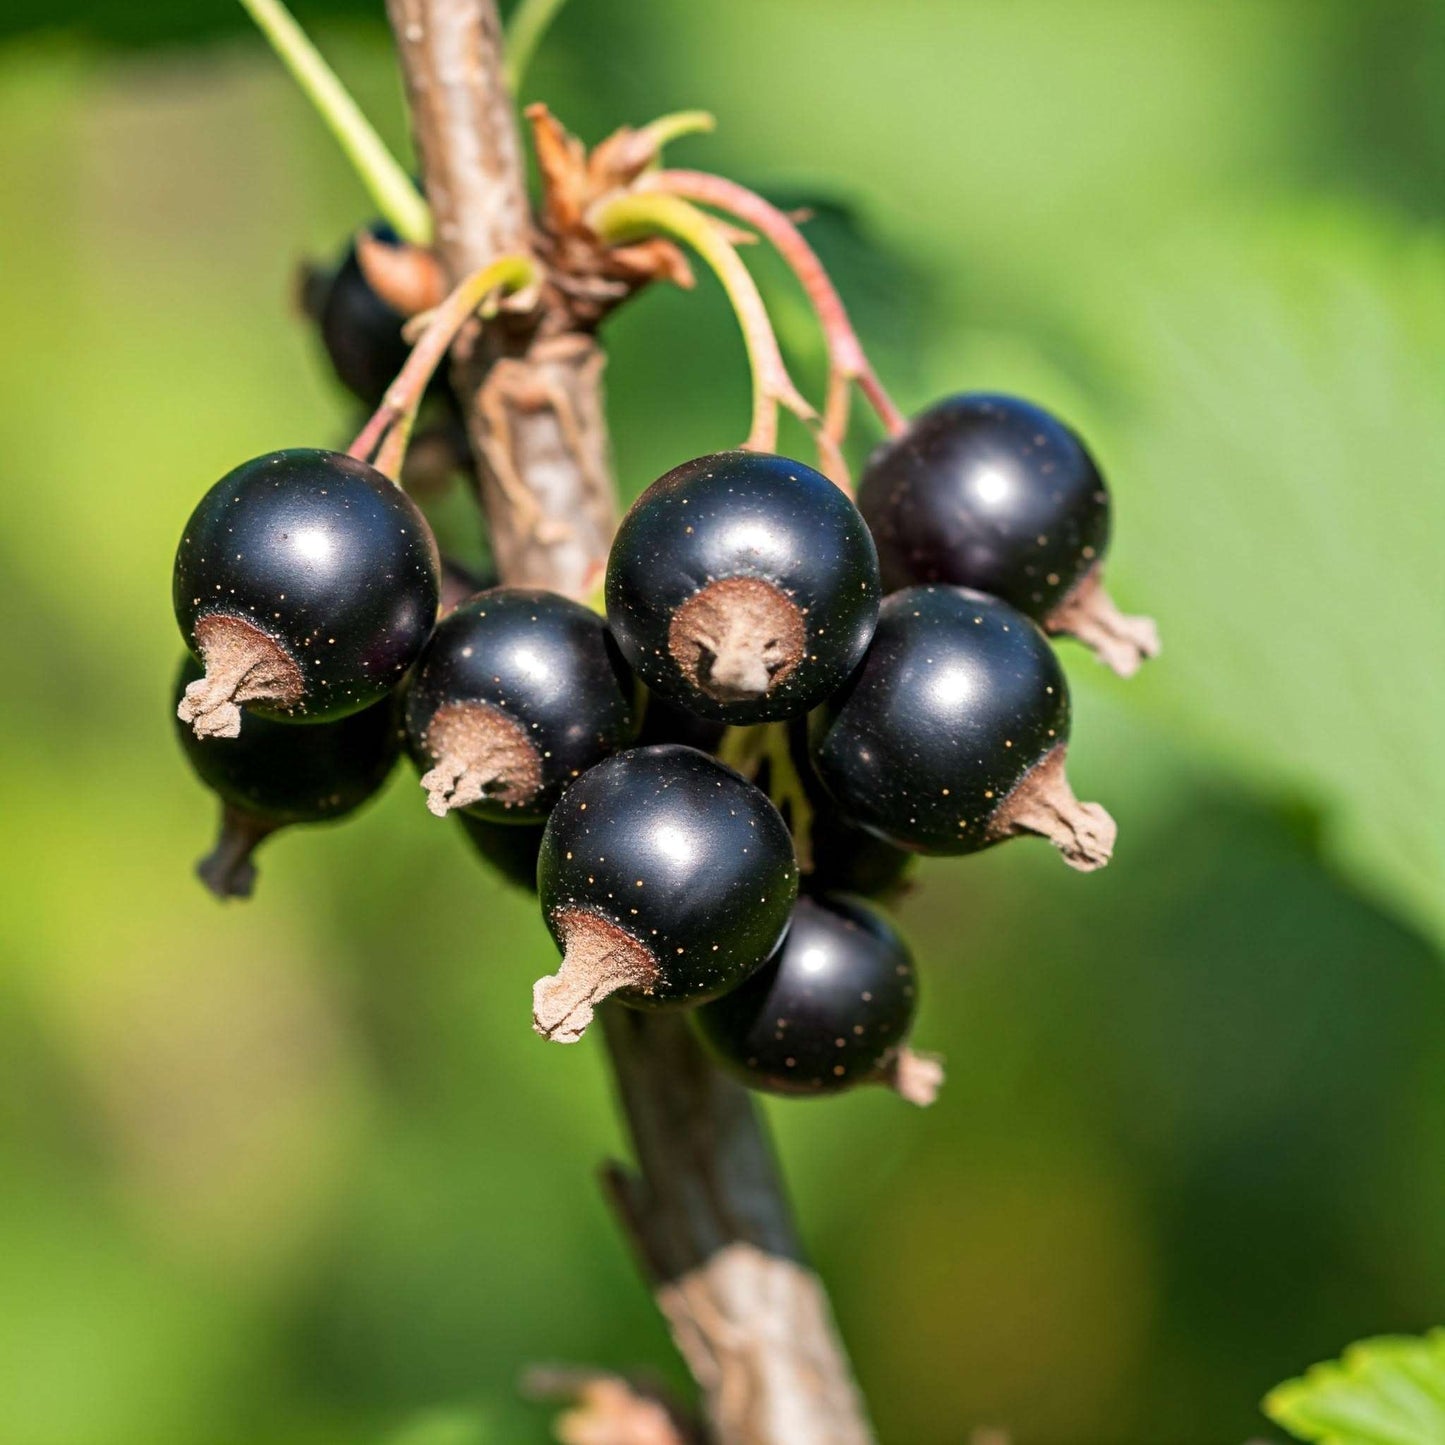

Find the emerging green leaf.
xmin=1265 ymin=1329 xmax=1445 ymax=1445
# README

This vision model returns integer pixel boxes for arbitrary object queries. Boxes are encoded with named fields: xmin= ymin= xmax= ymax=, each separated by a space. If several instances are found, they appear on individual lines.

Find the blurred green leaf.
xmin=381 ymin=1405 xmax=504 ymax=1445
xmin=0 ymin=0 xmax=376 ymax=49
xmin=1265 ymin=1330 xmax=1445 ymax=1445
xmin=1085 ymin=205 xmax=1445 ymax=948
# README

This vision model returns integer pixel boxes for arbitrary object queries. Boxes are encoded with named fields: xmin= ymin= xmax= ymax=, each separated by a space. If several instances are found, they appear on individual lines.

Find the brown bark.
xmin=386 ymin=0 xmax=615 ymax=600
xmin=384 ymin=3 xmax=874 ymax=1440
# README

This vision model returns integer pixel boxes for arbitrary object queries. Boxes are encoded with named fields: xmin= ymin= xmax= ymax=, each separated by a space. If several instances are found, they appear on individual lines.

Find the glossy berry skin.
xmin=697 ymin=895 xmax=917 ymax=1097
xmin=809 ymin=586 xmax=1068 ymax=856
xmin=455 ymin=812 xmax=544 ymax=893
xmin=538 ymin=745 xmax=798 ymax=1009
xmin=807 ymin=806 xmax=914 ymax=899
xmin=858 ymin=393 xmax=1108 ymax=618
xmin=404 ymin=588 xmax=640 ymax=822
xmin=173 ymin=658 xmax=401 ymax=824
xmin=316 ymin=224 xmax=419 ymax=407
xmin=783 ymin=719 xmax=913 ymax=899
xmin=605 ymin=451 xmax=881 ymax=724
xmin=174 ymin=449 xmax=440 ymax=722
xmin=174 ymin=655 xmax=401 ymax=898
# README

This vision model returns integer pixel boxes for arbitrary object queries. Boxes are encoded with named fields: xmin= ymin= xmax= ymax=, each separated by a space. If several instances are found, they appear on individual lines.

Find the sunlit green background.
xmin=1 ymin=2 xmax=1442 ymax=1442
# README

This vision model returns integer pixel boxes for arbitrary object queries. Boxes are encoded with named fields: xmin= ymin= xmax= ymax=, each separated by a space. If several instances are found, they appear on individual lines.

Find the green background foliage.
xmin=0 ymin=2 xmax=1442 ymax=1441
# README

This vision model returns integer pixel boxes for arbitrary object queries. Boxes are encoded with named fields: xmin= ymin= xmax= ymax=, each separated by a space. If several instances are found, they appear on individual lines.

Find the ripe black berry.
xmin=173 ymin=657 xmax=401 ymax=898
xmin=174 ymin=448 xmax=440 ymax=738
xmin=858 ymin=394 xmax=1159 ymax=676
xmin=809 ymin=586 xmax=1115 ymax=868
xmin=806 ymin=805 xmax=914 ymax=900
xmin=696 ymin=895 xmax=942 ymax=1105
xmin=312 ymin=224 xmax=419 ymax=407
xmin=455 ymin=812 xmax=544 ymax=893
xmin=532 ymin=745 xmax=799 ymax=1043
xmin=781 ymin=720 xmax=914 ymax=900
xmin=605 ymin=451 xmax=881 ymax=723
xmin=404 ymin=588 xmax=639 ymax=821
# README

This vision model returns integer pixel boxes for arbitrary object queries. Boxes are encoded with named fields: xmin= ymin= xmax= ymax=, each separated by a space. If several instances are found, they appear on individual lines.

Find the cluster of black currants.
xmin=171 ymin=237 xmax=1155 ymax=1107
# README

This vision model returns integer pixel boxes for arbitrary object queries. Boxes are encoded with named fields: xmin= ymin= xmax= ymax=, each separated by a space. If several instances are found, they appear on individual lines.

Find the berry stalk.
xmin=590 ymin=190 xmax=816 ymax=454
xmin=501 ymin=0 xmax=571 ymax=92
xmin=238 ymin=0 xmax=432 ymax=245
xmin=346 ymin=253 xmax=538 ymax=479
xmin=642 ymin=169 xmax=908 ymax=447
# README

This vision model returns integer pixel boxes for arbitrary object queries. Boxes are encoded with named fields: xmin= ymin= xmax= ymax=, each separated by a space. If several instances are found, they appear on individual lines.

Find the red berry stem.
xmin=589 ymin=189 xmax=817 ymax=455
xmin=346 ymin=253 xmax=538 ymax=479
xmin=643 ymin=169 xmax=909 ymax=452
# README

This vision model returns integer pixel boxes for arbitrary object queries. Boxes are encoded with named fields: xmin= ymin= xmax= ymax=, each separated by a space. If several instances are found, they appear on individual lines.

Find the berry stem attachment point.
xmin=590 ymin=190 xmax=816 ymax=454
xmin=347 ymin=253 xmax=539 ymax=480
xmin=643 ymin=170 xmax=909 ymax=453
xmin=238 ymin=0 xmax=432 ymax=246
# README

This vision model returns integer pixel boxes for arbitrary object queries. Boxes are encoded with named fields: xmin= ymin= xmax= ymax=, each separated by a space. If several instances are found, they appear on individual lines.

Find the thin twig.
xmin=590 ymin=189 xmax=817 ymax=454
xmin=643 ymin=170 xmax=908 ymax=443
xmin=238 ymin=0 xmax=431 ymax=244
xmin=346 ymin=253 xmax=537 ymax=479
xmin=502 ymin=0 xmax=571 ymax=93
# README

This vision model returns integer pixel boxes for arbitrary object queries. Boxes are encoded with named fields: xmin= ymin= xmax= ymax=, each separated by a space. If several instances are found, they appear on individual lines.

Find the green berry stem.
xmin=238 ymin=0 xmax=433 ymax=246
xmin=590 ymin=189 xmax=817 ymax=454
xmin=644 ymin=169 xmax=908 ymax=448
xmin=501 ymin=0 xmax=570 ymax=93
xmin=718 ymin=721 xmax=815 ymax=870
xmin=633 ymin=109 xmax=717 ymax=158
xmin=347 ymin=253 xmax=539 ymax=479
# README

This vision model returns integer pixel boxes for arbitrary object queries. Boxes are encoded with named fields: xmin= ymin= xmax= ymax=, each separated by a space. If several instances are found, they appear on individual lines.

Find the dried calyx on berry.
xmin=809 ymin=586 xmax=1116 ymax=868
xmin=606 ymin=451 xmax=880 ymax=723
xmin=858 ymin=393 xmax=1159 ymax=677
xmin=173 ymin=449 xmax=440 ymax=740
xmin=172 ymin=656 xmax=401 ymax=898
xmin=697 ymin=894 xmax=943 ymax=1105
xmin=404 ymin=588 xmax=640 ymax=822
xmin=532 ymin=745 xmax=798 ymax=1044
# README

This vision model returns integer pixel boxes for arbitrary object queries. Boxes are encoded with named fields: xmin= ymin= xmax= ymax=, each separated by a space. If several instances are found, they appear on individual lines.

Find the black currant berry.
xmin=697 ymin=895 xmax=942 ymax=1105
xmin=532 ymin=745 xmax=799 ymax=1044
xmin=806 ymin=805 xmax=915 ymax=900
xmin=173 ymin=657 xmax=401 ymax=898
xmin=455 ymin=812 xmax=545 ymax=893
xmin=809 ymin=586 xmax=1115 ymax=868
xmin=605 ymin=451 xmax=881 ymax=723
xmin=174 ymin=448 xmax=440 ymax=738
xmin=312 ymin=224 xmax=420 ymax=408
xmin=782 ymin=719 xmax=914 ymax=900
xmin=404 ymin=587 xmax=640 ymax=821
xmin=858 ymin=394 xmax=1159 ymax=676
